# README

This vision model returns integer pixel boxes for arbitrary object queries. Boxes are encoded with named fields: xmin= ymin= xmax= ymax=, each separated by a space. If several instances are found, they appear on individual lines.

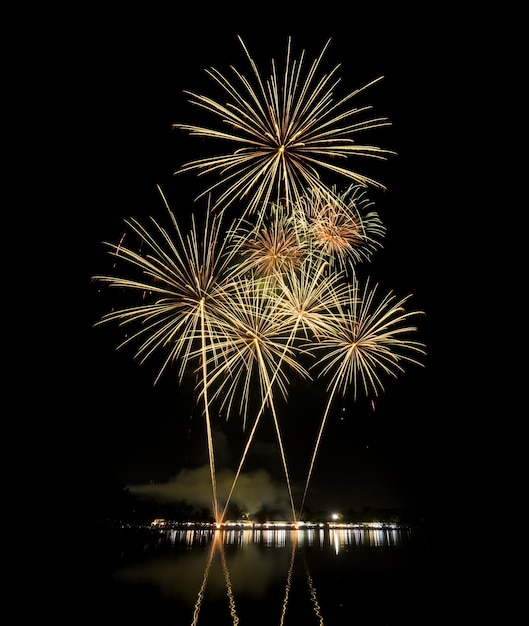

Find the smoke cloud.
xmin=130 ymin=465 xmax=290 ymax=515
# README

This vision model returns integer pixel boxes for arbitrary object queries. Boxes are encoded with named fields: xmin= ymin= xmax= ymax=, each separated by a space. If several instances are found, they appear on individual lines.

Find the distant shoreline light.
xmin=149 ymin=519 xmax=404 ymax=530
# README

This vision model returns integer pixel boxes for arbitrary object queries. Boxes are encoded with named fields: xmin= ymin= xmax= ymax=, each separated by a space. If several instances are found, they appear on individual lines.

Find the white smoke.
xmin=130 ymin=465 xmax=290 ymax=515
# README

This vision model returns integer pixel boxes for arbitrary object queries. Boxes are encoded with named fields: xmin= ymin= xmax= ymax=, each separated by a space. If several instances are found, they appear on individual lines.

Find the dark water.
xmin=91 ymin=524 xmax=437 ymax=625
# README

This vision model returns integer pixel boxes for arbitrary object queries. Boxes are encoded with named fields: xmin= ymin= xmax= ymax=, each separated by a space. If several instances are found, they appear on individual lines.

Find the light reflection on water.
xmin=106 ymin=526 xmax=430 ymax=625
xmin=169 ymin=525 xmax=408 ymax=552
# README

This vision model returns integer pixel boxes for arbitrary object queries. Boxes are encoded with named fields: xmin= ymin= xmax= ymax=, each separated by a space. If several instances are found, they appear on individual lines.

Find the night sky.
xmin=70 ymin=7 xmax=483 ymax=522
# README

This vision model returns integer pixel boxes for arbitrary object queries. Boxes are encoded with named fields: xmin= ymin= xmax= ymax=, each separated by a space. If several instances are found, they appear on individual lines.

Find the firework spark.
xmin=194 ymin=273 xmax=312 ymax=419
xmin=173 ymin=36 xmax=394 ymax=220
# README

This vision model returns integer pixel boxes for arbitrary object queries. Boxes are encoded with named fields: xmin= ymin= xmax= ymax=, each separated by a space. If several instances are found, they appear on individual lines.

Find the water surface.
xmin=93 ymin=524 xmax=434 ymax=625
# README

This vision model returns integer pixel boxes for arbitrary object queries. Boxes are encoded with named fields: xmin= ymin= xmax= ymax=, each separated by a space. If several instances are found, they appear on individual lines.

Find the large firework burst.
xmin=173 ymin=36 xmax=394 ymax=220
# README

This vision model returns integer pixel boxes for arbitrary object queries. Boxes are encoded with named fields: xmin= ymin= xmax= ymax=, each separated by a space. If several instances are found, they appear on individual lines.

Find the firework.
xmin=232 ymin=202 xmax=304 ymax=278
xmin=173 ymin=36 xmax=394 ymax=220
xmin=199 ymin=244 xmax=351 ymax=522
xmin=195 ymin=238 xmax=352 ymax=521
xmin=295 ymin=184 xmax=386 ymax=275
xmin=94 ymin=36 xmax=427 ymax=525
xmin=308 ymin=277 xmax=426 ymax=400
xmin=271 ymin=251 xmax=350 ymax=343
xmin=299 ymin=276 xmax=426 ymax=515
xmin=92 ymin=187 xmax=249 ymax=523
xmin=197 ymin=272 xmax=311 ymax=424
xmin=92 ymin=189 xmax=246 ymax=385
xmin=195 ymin=271 xmax=313 ymax=522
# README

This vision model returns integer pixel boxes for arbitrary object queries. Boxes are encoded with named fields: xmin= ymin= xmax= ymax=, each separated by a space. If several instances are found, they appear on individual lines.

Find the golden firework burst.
xmin=174 ymin=36 xmax=394 ymax=219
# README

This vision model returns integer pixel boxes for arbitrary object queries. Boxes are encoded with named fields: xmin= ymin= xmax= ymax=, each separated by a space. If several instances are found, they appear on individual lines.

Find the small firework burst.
xmin=233 ymin=203 xmax=304 ymax=278
xmin=307 ymin=277 xmax=426 ymax=401
xmin=295 ymin=184 xmax=386 ymax=275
